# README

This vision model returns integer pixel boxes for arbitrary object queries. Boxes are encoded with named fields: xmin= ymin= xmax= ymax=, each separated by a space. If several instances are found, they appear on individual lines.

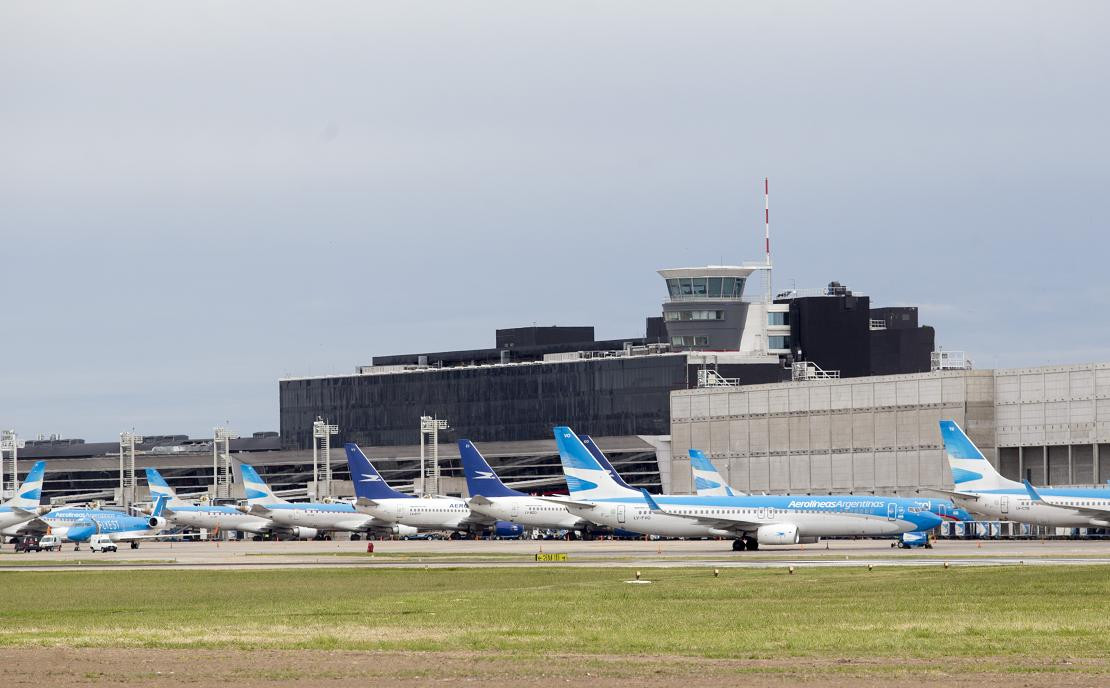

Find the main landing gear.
xmin=731 ymin=537 xmax=759 ymax=552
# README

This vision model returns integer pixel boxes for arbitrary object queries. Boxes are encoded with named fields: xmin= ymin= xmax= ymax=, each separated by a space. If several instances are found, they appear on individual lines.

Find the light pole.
xmin=119 ymin=431 xmax=143 ymax=510
xmin=0 ymin=430 xmax=25 ymax=500
xmin=212 ymin=426 xmax=239 ymax=499
xmin=418 ymin=416 xmax=448 ymax=497
xmin=311 ymin=418 xmax=339 ymax=499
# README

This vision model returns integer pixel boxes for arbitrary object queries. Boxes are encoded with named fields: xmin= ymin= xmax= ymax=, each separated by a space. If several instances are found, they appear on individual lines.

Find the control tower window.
xmin=667 ymin=279 xmax=682 ymax=298
xmin=666 ymin=310 xmax=725 ymax=321
xmin=707 ymin=277 xmax=723 ymax=298
xmin=680 ymin=278 xmax=694 ymax=296
xmin=691 ymin=277 xmax=708 ymax=297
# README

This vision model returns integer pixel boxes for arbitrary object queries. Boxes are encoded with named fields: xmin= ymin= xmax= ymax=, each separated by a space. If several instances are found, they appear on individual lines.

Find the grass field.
xmin=1 ymin=565 xmax=1109 ymax=659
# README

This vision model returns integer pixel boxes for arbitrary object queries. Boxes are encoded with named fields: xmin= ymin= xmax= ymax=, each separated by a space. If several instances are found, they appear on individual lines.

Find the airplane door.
xmin=511 ymin=502 xmax=521 ymax=519
xmin=1000 ymin=496 xmax=1009 ymax=515
xmin=617 ymin=505 xmax=626 ymax=524
xmin=886 ymin=503 xmax=896 ymax=521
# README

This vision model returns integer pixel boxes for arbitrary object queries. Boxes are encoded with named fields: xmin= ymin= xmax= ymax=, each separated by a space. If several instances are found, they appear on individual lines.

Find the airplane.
xmin=344 ymin=443 xmax=522 ymax=538
xmin=459 ymin=439 xmax=587 ymax=532
xmin=1 ymin=473 xmax=175 ymax=545
xmin=238 ymin=462 xmax=419 ymax=539
xmin=686 ymin=449 xmax=970 ymax=545
xmin=548 ymin=426 xmax=943 ymax=551
xmin=145 ymin=468 xmax=284 ymax=539
xmin=937 ymin=419 xmax=1110 ymax=528
xmin=0 ymin=461 xmax=50 ymax=534
xmin=65 ymin=495 xmax=186 ymax=549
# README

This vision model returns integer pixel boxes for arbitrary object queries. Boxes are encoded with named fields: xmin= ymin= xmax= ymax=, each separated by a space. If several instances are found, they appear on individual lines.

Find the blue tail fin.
xmin=144 ymin=468 xmax=180 ymax=504
xmin=151 ymin=494 xmax=170 ymax=517
xmin=939 ymin=420 xmax=1019 ymax=491
xmin=239 ymin=463 xmax=287 ymax=505
xmin=553 ymin=426 xmax=635 ymax=500
xmin=344 ymin=443 xmax=411 ymax=500
xmin=459 ymin=440 xmax=524 ymax=497
xmin=5 ymin=460 xmax=46 ymax=509
xmin=580 ymin=435 xmax=635 ymax=490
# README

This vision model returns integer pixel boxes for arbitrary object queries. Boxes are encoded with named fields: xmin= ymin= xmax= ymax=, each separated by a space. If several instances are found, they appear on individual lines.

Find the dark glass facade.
xmin=280 ymin=355 xmax=689 ymax=450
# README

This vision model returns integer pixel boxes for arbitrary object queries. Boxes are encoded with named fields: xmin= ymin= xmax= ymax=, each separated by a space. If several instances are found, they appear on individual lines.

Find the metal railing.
xmin=792 ymin=361 xmax=841 ymax=381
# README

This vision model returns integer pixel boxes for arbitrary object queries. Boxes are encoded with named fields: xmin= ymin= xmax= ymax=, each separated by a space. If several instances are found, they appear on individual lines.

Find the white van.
xmin=89 ymin=534 xmax=118 ymax=553
xmin=38 ymin=535 xmax=63 ymax=552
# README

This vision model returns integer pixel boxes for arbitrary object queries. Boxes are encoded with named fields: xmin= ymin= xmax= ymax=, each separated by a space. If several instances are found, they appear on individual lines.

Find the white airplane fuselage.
xmin=165 ymin=505 xmax=275 ymax=535
xmin=358 ymin=497 xmax=475 ymax=530
xmin=952 ymin=491 xmax=1110 ymax=528
xmin=469 ymin=496 xmax=583 ymax=530
xmin=263 ymin=503 xmax=379 ymax=533
xmin=566 ymin=499 xmax=918 ymax=538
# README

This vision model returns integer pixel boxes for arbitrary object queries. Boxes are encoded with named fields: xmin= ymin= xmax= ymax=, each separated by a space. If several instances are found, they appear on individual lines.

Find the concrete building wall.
xmin=670 ymin=362 xmax=1110 ymax=494
xmin=670 ymin=370 xmax=992 ymax=494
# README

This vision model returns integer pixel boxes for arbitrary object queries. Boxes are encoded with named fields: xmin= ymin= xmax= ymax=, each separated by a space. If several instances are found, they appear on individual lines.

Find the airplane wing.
xmin=538 ymin=496 xmax=598 ymax=510
xmin=467 ymin=495 xmax=493 ymax=506
xmin=247 ymin=504 xmax=274 ymax=517
xmin=639 ymin=489 xmax=760 ymax=531
xmin=8 ymin=517 xmax=50 ymax=535
xmin=355 ymin=497 xmax=380 ymax=508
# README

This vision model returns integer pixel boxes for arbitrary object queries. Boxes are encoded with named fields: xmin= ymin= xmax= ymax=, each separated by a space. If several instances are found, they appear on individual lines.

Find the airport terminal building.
xmin=16 ymin=258 xmax=1109 ymax=508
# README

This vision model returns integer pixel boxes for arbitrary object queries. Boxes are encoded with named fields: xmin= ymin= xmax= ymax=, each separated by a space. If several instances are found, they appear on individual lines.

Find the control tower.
xmin=658 ymin=264 xmax=789 ymax=354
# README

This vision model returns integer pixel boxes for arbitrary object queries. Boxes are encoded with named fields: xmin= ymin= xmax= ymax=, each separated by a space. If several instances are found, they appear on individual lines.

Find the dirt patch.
xmin=1 ymin=648 xmax=1106 ymax=687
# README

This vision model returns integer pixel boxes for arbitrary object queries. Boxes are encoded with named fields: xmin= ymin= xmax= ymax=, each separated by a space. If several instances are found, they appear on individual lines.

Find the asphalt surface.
xmin=3 ymin=538 xmax=1110 ymax=571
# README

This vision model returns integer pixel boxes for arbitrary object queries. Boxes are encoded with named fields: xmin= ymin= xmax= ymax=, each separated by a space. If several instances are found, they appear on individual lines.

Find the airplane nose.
xmin=67 ymin=526 xmax=95 ymax=542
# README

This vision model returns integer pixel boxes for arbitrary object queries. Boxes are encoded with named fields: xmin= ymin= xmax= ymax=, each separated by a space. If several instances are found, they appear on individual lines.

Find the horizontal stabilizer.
xmin=538 ymin=496 xmax=597 ymax=510
xmin=918 ymin=488 xmax=981 ymax=502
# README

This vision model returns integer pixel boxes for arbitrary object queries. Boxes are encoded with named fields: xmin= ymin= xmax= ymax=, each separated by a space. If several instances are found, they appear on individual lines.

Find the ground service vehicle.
xmin=89 ymin=534 xmax=118 ymax=553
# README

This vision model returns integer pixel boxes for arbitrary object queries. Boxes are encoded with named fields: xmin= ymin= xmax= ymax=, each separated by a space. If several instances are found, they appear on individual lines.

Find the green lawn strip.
xmin=244 ymin=551 xmax=532 ymax=559
xmin=0 ymin=559 xmax=176 ymax=567
xmin=0 ymin=566 xmax=1106 ymax=665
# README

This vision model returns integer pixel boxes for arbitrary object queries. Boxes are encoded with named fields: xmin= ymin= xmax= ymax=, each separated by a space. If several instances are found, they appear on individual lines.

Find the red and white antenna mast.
xmin=763 ymin=177 xmax=773 ymax=303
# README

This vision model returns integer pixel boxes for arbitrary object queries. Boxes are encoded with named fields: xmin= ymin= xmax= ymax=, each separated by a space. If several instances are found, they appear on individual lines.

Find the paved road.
xmin=3 ymin=538 xmax=1110 ymax=571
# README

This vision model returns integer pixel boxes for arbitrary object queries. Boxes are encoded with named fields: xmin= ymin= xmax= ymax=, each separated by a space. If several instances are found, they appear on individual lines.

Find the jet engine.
xmin=147 ymin=516 xmax=166 ymax=529
xmin=288 ymin=527 xmax=319 ymax=540
xmin=756 ymin=523 xmax=800 ymax=546
xmin=493 ymin=521 xmax=524 ymax=539
xmin=390 ymin=524 xmax=418 ymax=538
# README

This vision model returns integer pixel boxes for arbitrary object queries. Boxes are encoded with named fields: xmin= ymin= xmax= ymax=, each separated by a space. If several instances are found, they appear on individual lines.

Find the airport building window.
xmin=768 ymin=312 xmax=789 ymax=326
xmin=707 ymin=277 xmax=722 ymax=298
xmin=670 ymin=335 xmax=709 ymax=347
xmin=665 ymin=310 xmax=724 ymax=322
xmin=768 ymin=335 xmax=791 ymax=350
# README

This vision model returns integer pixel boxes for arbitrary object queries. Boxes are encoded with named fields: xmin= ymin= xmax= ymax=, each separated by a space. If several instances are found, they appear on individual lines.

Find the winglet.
xmin=639 ymin=488 xmax=663 ymax=512
xmin=1022 ymin=479 xmax=1044 ymax=502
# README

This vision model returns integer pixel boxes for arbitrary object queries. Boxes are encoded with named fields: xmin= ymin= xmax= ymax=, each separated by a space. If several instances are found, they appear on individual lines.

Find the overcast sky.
xmin=2 ymin=2 xmax=1108 ymax=442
